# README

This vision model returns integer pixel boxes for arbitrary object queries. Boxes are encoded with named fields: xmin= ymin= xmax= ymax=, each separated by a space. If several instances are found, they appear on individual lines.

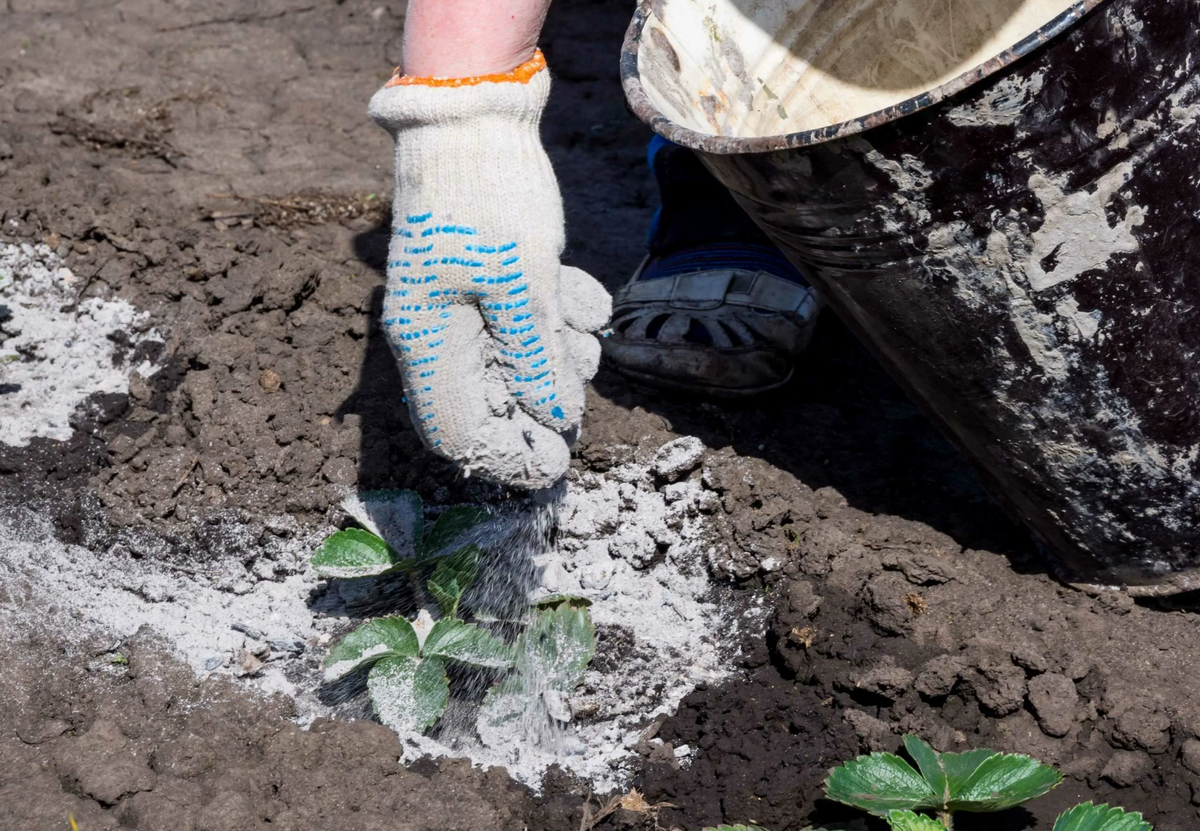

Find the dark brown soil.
xmin=4 ymin=0 xmax=1200 ymax=830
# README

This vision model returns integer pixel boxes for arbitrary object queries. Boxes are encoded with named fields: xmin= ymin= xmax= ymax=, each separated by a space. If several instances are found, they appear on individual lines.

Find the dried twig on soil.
xmin=203 ymin=192 xmax=385 ymax=230
xmin=579 ymin=789 xmax=676 ymax=831
xmin=62 ymin=259 xmax=108 ymax=318
xmin=903 ymin=593 xmax=928 ymax=616
xmin=49 ymin=114 xmax=180 ymax=167
xmin=789 ymin=625 xmax=817 ymax=648
xmin=156 ymin=5 xmax=317 ymax=32
xmin=171 ymin=455 xmax=200 ymax=496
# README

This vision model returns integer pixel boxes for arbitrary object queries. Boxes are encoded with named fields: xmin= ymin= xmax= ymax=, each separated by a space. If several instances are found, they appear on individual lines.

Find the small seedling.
xmin=825 ymin=734 xmax=1062 ymax=825
xmin=324 ymin=609 xmax=513 ymax=733
xmin=713 ymin=735 xmax=1152 ymax=831
xmin=314 ymin=490 xmax=598 ymax=736
xmin=311 ymin=490 xmax=488 ymax=579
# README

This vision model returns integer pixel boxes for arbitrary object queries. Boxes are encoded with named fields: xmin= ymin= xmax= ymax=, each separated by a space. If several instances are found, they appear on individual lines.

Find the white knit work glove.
xmin=368 ymin=52 xmax=611 ymax=490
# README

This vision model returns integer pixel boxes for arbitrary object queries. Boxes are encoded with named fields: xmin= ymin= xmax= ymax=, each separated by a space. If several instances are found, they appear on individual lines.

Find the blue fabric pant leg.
xmin=643 ymin=136 xmax=808 ymax=284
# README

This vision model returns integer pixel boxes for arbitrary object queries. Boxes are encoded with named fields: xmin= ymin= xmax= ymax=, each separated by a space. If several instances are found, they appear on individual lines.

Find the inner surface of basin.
xmin=635 ymin=0 xmax=1080 ymax=138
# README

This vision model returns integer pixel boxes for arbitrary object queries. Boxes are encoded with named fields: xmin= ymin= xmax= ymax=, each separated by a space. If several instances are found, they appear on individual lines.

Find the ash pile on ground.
xmin=0 ymin=424 xmax=749 ymax=795
xmin=0 ymin=505 xmax=330 ymax=699
xmin=402 ymin=437 xmax=752 ymax=792
xmin=0 ymin=239 xmax=162 ymax=446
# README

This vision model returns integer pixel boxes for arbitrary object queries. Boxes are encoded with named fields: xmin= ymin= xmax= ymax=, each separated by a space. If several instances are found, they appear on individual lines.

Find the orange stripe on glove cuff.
xmin=386 ymin=49 xmax=547 ymax=89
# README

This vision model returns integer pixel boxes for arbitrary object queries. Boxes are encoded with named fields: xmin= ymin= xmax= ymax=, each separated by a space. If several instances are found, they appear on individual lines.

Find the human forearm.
xmin=402 ymin=0 xmax=554 ymax=78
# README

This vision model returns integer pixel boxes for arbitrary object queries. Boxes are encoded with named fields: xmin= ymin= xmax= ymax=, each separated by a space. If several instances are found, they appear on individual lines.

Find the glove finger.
xmin=383 ymin=297 xmax=569 ymax=489
xmin=482 ymin=277 xmax=585 ymax=432
xmin=560 ymin=265 xmax=613 ymax=333
xmin=566 ymin=328 xmax=602 ymax=382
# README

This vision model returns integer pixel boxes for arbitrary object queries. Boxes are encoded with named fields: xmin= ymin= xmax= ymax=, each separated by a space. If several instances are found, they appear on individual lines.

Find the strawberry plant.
xmin=706 ymin=735 xmax=1152 ymax=831
xmin=825 ymin=734 xmax=1062 ymax=825
xmin=311 ymin=490 xmax=486 ymax=579
xmin=312 ymin=490 xmax=596 ymax=736
xmin=323 ymin=608 xmax=513 ymax=733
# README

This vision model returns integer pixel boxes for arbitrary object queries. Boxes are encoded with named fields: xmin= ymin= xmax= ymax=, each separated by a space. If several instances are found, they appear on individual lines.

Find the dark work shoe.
xmin=601 ymin=137 xmax=824 ymax=396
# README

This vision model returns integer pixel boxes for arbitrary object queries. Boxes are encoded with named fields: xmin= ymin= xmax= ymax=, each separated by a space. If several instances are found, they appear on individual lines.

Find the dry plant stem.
xmin=939 ymin=811 xmax=953 ymax=829
xmin=402 ymin=0 xmax=554 ymax=78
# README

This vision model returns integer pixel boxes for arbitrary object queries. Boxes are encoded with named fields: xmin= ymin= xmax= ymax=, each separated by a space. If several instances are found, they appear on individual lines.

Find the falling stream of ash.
xmin=432 ymin=491 xmax=569 ymax=758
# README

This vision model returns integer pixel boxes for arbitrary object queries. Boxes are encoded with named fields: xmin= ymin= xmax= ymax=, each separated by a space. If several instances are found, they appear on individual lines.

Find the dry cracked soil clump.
xmin=5 ymin=0 xmax=1200 ymax=830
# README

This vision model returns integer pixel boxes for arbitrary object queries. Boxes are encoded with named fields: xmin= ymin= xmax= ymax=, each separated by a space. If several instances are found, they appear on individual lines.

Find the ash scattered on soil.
xmin=0 ymin=240 xmax=162 ymax=446
xmin=406 ymin=446 xmax=748 ymax=792
xmin=0 ymin=505 xmax=333 ymax=704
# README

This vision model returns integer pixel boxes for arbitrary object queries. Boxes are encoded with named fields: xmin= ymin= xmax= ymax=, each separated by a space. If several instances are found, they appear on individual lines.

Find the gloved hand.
xmin=368 ymin=52 xmax=611 ymax=490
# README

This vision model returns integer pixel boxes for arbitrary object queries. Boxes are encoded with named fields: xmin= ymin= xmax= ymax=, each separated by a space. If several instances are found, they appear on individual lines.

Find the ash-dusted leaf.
xmin=824 ymin=753 xmax=938 ymax=816
xmin=428 ymin=545 xmax=480 ymax=617
xmin=311 ymin=528 xmax=401 ymax=578
xmin=479 ymin=603 xmax=597 ymax=735
xmin=902 ymin=735 xmax=997 ymax=808
xmin=522 ymin=603 xmax=596 ymax=689
xmin=422 ymin=617 xmax=514 ymax=669
xmin=1052 ymin=803 xmax=1152 ymax=831
xmin=368 ymin=654 xmax=448 ymax=734
xmin=534 ymin=593 xmax=593 ymax=610
xmin=478 ymin=674 xmax=526 ymax=733
xmin=428 ymin=576 xmax=462 ymax=620
xmin=885 ymin=811 xmax=947 ymax=831
xmin=421 ymin=505 xmax=489 ymax=556
xmin=949 ymin=751 xmax=1062 ymax=812
xmin=341 ymin=489 xmax=423 ymax=555
xmin=324 ymin=616 xmax=418 ymax=681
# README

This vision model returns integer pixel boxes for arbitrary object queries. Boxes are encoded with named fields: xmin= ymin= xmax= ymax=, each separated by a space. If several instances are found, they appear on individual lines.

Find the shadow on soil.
xmin=589 ymin=311 xmax=1040 ymax=567
xmin=345 ymin=201 xmax=1048 ymax=584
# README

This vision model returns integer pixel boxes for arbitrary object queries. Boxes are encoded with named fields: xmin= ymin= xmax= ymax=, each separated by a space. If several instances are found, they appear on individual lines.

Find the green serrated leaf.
xmin=421 ymin=505 xmax=489 ymax=556
xmin=479 ymin=603 xmax=596 ymax=732
xmin=427 ymin=545 xmax=481 ymax=617
xmin=1052 ymin=803 xmax=1152 ymax=831
xmin=368 ymin=654 xmax=449 ymax=734
xmin=948 ymin=751 xmax=1062 ymax=812
xmin=533 ymin=593 xmax=593 ymax=610
xmin=428 ymin=575 xmax=461 ymax=619
xmin=342 ymin=489 xmax=422 ymax=554
xmin=885 ymin=811 xmax=947 ymax=831
xmin=522 ymin=603 xmax=596 ymax=689
xmin=311 ymin=528 xmax=402 ymax=578
xmin=903 ymin=736 xmax=946 ymax=802
xmin=824 ymin=752 xmax=939 ymax=816
xmin=902 ymin=735 xmax=997 ymax=808
xmin=324 ymin=616 xmax=418 ymax=681
xmin=422 ymin=617 xmax=514 ymax=669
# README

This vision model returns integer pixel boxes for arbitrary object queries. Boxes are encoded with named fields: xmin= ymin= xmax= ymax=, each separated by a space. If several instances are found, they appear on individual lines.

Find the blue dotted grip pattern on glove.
xmin=382 ymin=212 xmax=569 ymax=451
